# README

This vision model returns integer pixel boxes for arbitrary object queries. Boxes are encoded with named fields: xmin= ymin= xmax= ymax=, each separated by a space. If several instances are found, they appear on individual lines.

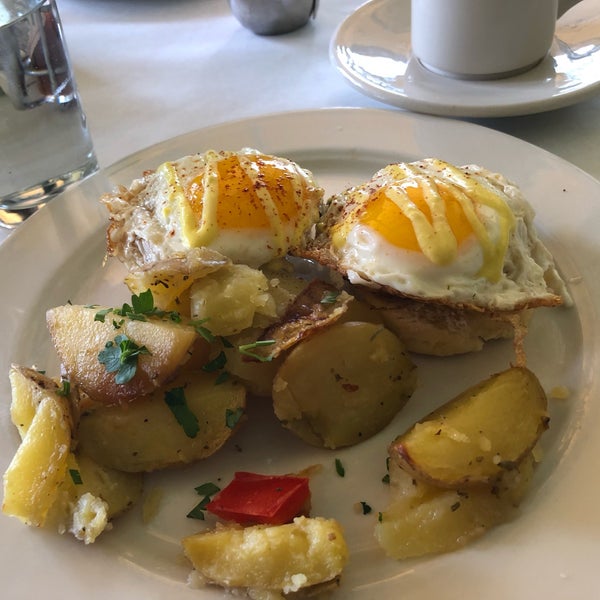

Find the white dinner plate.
xmin=1 ymin=107 xmax=599 ymax=599
xmin=331 ymin=0 xmax=600 ymax=117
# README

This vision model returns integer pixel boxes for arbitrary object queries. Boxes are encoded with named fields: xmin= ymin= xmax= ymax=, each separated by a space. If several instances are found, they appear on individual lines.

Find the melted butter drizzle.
xmin=348 ymin=159 xmax=515 ymax=282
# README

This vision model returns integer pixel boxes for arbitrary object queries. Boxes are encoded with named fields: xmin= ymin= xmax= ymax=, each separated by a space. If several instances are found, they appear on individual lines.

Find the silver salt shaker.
xmin=229 ymin=0 xmax=318 ymax=35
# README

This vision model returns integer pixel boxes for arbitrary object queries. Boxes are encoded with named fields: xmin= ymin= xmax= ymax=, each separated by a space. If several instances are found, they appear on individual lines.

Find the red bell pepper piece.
xmin=206 ymin=471 xmax=311 ymax=525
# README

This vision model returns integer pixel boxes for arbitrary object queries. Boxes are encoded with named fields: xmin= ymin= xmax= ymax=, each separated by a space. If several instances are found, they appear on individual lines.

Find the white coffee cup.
xmin=411 ymin=0 xmax=585 ymax=80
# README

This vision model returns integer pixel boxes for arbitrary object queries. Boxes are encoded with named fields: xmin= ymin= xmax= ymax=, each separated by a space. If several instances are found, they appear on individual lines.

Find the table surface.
xmin=1 ymin=0 xmax=599 ymax=244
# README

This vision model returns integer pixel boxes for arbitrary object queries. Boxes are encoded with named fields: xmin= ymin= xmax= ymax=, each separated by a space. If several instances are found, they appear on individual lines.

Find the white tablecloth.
xmin=1 ymin=0 xmax=599 ymax=242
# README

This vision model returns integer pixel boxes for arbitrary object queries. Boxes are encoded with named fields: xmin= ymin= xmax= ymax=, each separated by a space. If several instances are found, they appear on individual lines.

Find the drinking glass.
xmin=0 ymin=0 xmax=97 ymax=226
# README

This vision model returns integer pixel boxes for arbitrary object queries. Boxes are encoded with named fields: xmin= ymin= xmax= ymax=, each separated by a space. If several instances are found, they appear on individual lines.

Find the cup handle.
xmin=558 ymin=0 xmax=584 ymax=17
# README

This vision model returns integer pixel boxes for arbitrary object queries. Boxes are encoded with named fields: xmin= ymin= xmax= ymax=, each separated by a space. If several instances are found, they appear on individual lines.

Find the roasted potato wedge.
xmin=3 ymin=365 xmax=142 ymax=538
xmin=272 ymin=321 xmax=417 ymax=449
xmin=2 ymin=389 xmax=72 ymax=527
xmin=182 ymin=516 xmax=348 ymax=594
xmin=8 ymin=365 xmax=74 ymax=439
xmin=47 ymin=304 xmax=197 ymax=405
xmin=375 ymin=454 xmax=536 ymax=559
xmin=77 ymin=371 xmax=246 ymax=472
xmin=389 ymin=367 xmax=548 ymax=487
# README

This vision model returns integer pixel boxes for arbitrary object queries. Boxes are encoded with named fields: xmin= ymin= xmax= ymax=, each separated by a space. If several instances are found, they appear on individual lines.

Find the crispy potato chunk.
xmin=48 ymin=453 xmax=143 ymax=524
xmin=77 ymin=371 xmax=246 ymax=472
xmin=272 ymin=322 xmax=417 ymax=449
xmin=251 ymin=280 xmax=353 ymax=362
xmin=182 ymin=516 xmax=348 ymax=594
xmin=189 ymin=264 xmax=279 ymax=336
xmin=124 ymin=247 xmax=231 ymax=314
xmin=46 ymin=452 xmax=143 ymax=544
xmin=47 ymin=304 xmax=197 ymax=405
xmin=389 ymin=367 xmax=548 ymax=487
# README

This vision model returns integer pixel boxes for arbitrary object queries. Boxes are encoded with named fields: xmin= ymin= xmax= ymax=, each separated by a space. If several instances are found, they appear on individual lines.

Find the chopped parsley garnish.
xmin=220 ymin=336 xmax=234 ymax=349
xmin=164 ymin=387 xmax=199 ymax=438
xmin=382 ymin=456 xmax=391 ymax=483
xmin=190 ymin=318 xmax=216 ymax=343
xmin=131 ymin=289 xmax=154 ymax=314
xmin=56 ymin=379 xmax=71 ymax=397
xmin=94 ymin=290 xmax=182 ymax=324
xmin=94 ymin=307 xmax=112 ymax=323
xmin=238 ymin=340 xmax=276 ymax=362
xmin=320 ymin=290 xmax=340 ymax=304
xmin=359 ymin=501 xmax=372 ymax=515
xmin=215 ymin=371 xmax=231 ymax=385
xmin=98 ymin=334 xmax=151 ymax=384
xmin=194 ymin=482 xmax=221 ymax=496
xmin=69 ymin=469 xmax=83 ymax=485
xmin=186 ymin=498 xmax=210 ymax=520
xmin=202 ymin=351 xmax=227 ymax=373
xmin=187 ymin=482 xmax=221 ymax=520
xmin=335 ymin=458 xmax=345 ymax=477
xmin=225 ymin=407 xmax=244 ymax=429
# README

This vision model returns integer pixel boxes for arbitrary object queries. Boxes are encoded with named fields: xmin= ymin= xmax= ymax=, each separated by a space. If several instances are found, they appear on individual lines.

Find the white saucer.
xmin=331 ymin=0 xmax=600 ymax=117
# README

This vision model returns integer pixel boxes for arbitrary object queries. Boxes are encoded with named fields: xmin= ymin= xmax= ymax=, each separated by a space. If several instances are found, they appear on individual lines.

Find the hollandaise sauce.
xmin=159 ymin=149 xmax=316 ymax=261
xmin=332 ymin=159 xmax=515 ymax=282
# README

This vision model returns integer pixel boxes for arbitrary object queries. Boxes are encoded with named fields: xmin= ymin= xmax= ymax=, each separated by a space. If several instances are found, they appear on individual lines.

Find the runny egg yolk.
xmin=186 ymin=153 xmax=302 ymax=230
xmin=160 ymin=150 xmax=316 ymax=257
xmin=359 ymin=183 xmax=474 ymax=255
xmin=332 ymin=160 xmax=516 ymax=283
